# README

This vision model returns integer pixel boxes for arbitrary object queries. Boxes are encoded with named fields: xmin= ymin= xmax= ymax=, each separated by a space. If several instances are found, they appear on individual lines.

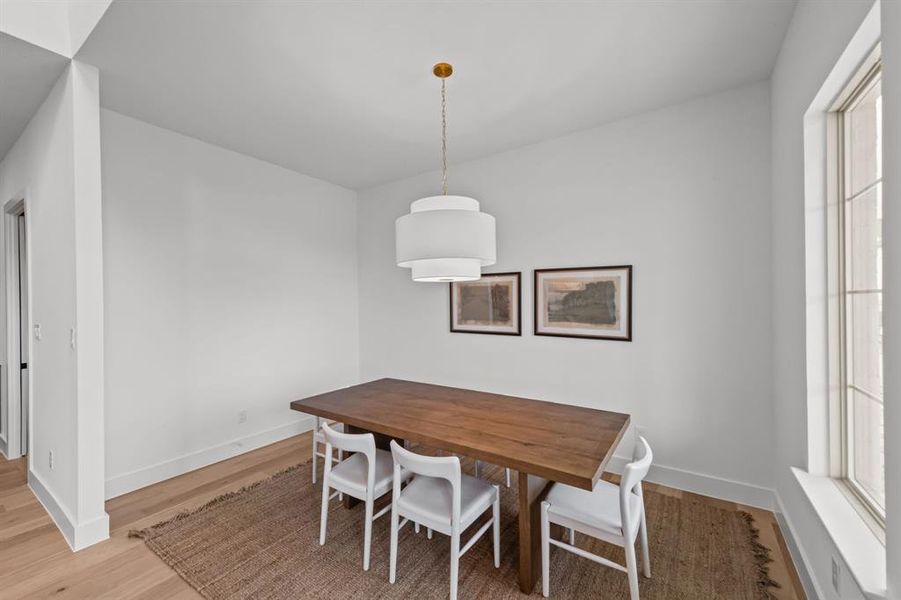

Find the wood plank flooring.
xmin=0 ymin=434 xmax=806 ymax=599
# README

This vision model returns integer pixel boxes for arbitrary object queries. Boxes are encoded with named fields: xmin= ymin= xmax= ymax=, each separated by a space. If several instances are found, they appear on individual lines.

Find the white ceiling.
xmin=76 ymin=0 xmax=796 ymax=190
xmin=0 ymin=33 xmax=69 ymax=162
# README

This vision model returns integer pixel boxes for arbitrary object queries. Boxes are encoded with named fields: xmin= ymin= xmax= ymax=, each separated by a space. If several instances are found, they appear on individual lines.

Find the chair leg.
xmin=427 ymin=528 xmax=433 ymax=539
xmin=312 ymin=441 xmax=318 ymax=484
xmin=474 ymin=460 xmax=481 ymax=479
xmin=568 ymin=528 xmax=575 ymax=546
xmin=363 ymin=498 xmax=374 ymax=571
xmin=336 ymin=449 xmax=344 ymax=502
xmin=624 ymin=539 xmax=640 ymax=600
xmin=639 ymin=506 xmax=651 ymax=578
xmin=492 ymin=488 xmax=501 ymax=568
xmin=540 ymin=502 xmax=551 ymax=597
xmin=449 ymin=531 xmax=460 ymax=600
xmin=415 ymin=521 xmax=420 ymax=534
xmin=505 ymin=468 xmax=511 ymax=488
xmin=389 ymin=501 xmax=399 ymax=583
xmin=318 ymin=480 xmax=329 ymax=545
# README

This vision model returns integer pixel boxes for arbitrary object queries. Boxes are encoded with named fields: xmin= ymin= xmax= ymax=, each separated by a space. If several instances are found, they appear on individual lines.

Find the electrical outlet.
xmin=33 ymin=323 xmax=42 ymax=341
xmin=832 ymin=556 xmax=840 ymax=591
xmin=48 ymin=450 xmax=53 ymax=470
xmin=238 ymin=410 xmax=247 ymax=424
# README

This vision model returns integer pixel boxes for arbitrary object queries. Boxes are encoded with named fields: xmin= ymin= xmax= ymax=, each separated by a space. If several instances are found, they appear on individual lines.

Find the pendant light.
xmin=395 ymin=62 xmax=496 ymax=282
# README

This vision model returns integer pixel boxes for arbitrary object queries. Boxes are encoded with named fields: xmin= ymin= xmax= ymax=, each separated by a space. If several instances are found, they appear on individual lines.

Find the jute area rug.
xmin=131 ymin=459 xmax=779 ymax=599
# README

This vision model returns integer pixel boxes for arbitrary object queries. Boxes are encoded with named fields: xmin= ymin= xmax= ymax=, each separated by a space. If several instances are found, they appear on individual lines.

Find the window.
xmin=835 ymin=57 xmax=884 ymax=521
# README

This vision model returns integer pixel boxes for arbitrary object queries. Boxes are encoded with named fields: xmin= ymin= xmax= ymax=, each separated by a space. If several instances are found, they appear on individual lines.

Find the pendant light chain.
xmin=441 ymin=78 xmax=448 ymax=196
xmin=396 ymin=63 xmax=496 ymax=282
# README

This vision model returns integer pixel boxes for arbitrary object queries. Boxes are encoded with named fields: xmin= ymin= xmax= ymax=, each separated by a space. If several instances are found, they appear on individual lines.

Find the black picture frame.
xmin=533 ymin=265 xmax=632 ymax=341
xmin=449 ymin=272 xmax=522 ymax=336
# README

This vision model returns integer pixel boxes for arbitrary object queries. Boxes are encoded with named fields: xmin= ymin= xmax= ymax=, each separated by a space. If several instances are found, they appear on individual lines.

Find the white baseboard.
xmin=28 ymin=470 xmax=110 ymax=551
xmin=28 ymin=470 xmax=75 ymax=545
xmin=104 ymin=424 xmax=771 ymax=507
xmin=606 ymin=455 xmax=776 ymax=510
xmin=72 ymin=513 xmax=111 ymax=550
xmin=774 ymin=494 xmax=825 ymax=600
xmin=105 ymin=416 xmax=317 ymax=499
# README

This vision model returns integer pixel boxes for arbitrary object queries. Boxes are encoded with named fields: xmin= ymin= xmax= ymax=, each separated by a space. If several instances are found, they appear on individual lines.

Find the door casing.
xmin=3 ymin=194 xmax=30 ymax=459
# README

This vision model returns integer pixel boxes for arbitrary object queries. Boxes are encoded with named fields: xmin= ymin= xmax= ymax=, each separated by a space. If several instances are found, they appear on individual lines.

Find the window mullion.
xmin=843 ymin=177 xmax=882 ymax=203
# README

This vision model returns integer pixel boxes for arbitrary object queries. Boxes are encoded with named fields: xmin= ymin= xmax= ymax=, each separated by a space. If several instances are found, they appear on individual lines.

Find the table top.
xmin=290 ymin=378 xmax=630 ymax=490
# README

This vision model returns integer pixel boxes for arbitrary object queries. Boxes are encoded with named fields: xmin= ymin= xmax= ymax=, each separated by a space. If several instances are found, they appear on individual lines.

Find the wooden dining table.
xmin=290 ymin=377 xmax=630 ymax=594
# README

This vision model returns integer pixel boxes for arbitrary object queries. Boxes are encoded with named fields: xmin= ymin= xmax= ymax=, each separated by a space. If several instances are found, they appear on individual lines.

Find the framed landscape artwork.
xmin=449 ymin=272 xmax=521 ymax=335
xmin=534 ymin=266 xmax=632 ymax=341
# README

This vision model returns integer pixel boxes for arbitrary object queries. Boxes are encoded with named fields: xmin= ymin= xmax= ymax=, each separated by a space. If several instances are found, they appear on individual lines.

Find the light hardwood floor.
xmin=0 ymin=434 xmax=806 ymax=599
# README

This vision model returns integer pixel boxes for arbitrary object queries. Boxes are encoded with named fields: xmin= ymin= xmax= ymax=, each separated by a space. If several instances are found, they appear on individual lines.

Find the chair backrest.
xmin=321 ymin=422 xmax=379 ymax=495
xmin=321 ymin=422 xmax=374 ymax=455
xmin=389 ymin=440 xmax=462 ymax=527
xmin=618 ymin=436 xmax=653 ymax=532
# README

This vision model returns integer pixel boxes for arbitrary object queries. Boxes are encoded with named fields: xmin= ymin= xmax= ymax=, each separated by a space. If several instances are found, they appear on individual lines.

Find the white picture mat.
xmin=536 ymin=268 xmax=630 ymax=338
xmin=451 ymin=274 xmax=520 ymax=333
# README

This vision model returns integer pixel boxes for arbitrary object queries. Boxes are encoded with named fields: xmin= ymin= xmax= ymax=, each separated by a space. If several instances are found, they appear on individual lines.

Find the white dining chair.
xmin=540 ymin=436 xmax=653 ymax=600
xmin=388 ymin=440 xmax=501 ymax=600
xmin=319 ymin=423 xmax=398 ymax=571
xmin=311 ymin=416 xmax=343 ymax=485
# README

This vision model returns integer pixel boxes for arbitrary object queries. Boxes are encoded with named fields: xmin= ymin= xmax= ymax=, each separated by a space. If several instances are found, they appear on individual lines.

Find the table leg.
xmin=341 ymin=425 xmax=404 ymax=509
xmin=517 ymin=471 xmax=554 ymax=593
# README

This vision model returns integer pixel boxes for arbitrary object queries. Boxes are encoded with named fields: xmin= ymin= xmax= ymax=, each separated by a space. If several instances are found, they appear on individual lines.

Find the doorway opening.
xmin=4 ymin=197 xmax=29 ymax=461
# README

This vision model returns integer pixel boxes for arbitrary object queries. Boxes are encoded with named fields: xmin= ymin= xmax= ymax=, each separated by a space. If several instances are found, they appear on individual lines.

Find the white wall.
xmin=357 ymin=81 xmax=775 ymax=505
xmin=770 ymin=1 xmax=883 ymax=598
xmin=0 ymin=62 xmax=108 ymax=550
xmin=0 ymin=0 xmax=111 ymax=57
xmin=67 ymin=0 xmax=112 ymax=56
xmin=0 ymin=0 xmax=70 ymax=56
xmin=100 ymin=110 xmax=359 ymax=498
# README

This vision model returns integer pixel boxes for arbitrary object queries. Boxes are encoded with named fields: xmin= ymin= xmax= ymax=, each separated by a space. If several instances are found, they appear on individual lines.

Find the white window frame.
xmin=828 ymin=48 xmax=885 ymax=528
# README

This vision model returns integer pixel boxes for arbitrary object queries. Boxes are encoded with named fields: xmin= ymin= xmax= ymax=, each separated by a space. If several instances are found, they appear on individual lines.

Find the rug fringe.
xmin=128 ymin=462 xmax=308 ymax=540
xmin=739 ymin=511 xmax=782 ymax=599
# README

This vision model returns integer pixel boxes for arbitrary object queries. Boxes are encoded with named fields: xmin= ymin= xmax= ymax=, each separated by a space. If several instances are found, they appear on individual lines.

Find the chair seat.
xmin=314 ymin=422 xmax=343 ymax=443
xmin=329 ymin=448 xmax=393 ymax=498
xmin=397 ymin=472 xmax=496 ymax=529
xmin=545 ymin=479 xmax=641 ymax=536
